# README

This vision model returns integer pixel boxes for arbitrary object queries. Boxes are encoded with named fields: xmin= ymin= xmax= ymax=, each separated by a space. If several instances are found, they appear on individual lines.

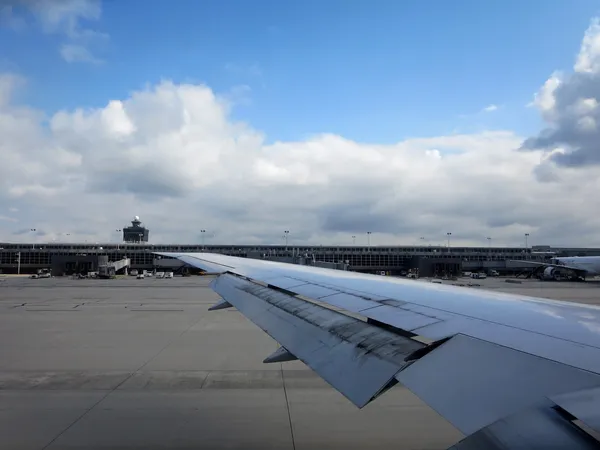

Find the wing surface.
xmin=157 ymin=252 xmax=600 ymax=448
xmin=510 ymin=259 xmax=587 ymax=274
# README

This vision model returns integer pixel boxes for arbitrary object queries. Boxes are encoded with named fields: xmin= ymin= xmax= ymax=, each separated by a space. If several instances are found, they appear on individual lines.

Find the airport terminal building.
xmin=1 ymin=241 xmax=597 ymax=276
xmin=3 ymin=216 xmax=597 ymax=275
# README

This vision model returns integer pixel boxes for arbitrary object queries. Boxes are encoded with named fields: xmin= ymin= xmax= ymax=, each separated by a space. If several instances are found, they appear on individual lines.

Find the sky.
xmin=1 ymin=0 xmax=600 ymax=247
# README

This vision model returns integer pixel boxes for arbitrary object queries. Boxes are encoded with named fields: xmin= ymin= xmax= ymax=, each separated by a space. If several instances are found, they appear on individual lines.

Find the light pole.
xmin=352 ymin=235 xmax=356 ymax=245
xmin=446 ymin=232 xmax=451 ymax=250
xmin=284 ymin=230 xmax=289 ymax=251
xmin=367 ymin=231 xmax=371 ymax=248
xmin=16 ymin=252 xmax=21 ymax=275
xmin=525 ymin=233 xmax=529 ymax=250
xmin=30 ymin=228 xmax=36 ymax=249
xmin=201 ymin=230 xmax=206 ymax=249
xmin=487 ymin=237 xmax=492 ymax=260
xmin=420 ymin=237 xmax=425 ymax=246
xmin=115 ymin=230 xmax=121 ymax=250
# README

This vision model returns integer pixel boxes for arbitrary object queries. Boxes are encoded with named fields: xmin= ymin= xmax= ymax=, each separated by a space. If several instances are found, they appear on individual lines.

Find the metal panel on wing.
xmin=551 ymin=386 xmax=600 ymax=435
xmin=288 ymin=283 xmax=341 ymax=299
xmin=314 ymin=292 xmax=377 ymax=312
xmin=396 ymin=334 xmax=600 ymax=435
xmin=449 ymin=399 xmax=600 ymax=450
xmin=210 ymin=274 xmax=424 ymax=408
xmin=362 ymin=305 xmax=441 ymax=331
xmin=261 ymin=276 xmax=308 ymax=290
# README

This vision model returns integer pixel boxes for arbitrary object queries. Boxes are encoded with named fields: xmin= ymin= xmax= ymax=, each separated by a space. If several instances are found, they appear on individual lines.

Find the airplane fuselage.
xmin=552 ymin=256 xmax=600 ymax=277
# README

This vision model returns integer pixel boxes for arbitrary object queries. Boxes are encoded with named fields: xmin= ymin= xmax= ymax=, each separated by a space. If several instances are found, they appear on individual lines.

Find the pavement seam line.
xmin=281 ymin=364 xmax=297 ymax=450
xmin=40 ymin=312 xmax=206 ymax=449
xmin=199 ymin=370 xmax=210 ymax=389
xmin=130 ymin=312 xmax=206 ymax=374
xmin=40 ymin=372 xmax=135 ymax=450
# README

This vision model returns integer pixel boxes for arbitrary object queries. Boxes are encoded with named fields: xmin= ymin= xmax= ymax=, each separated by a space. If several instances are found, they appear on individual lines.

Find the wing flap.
xmin=211 ymin=273 xmax=424 ymax=407
xmin=262 ymin=276 xmax=309 ymax=290
xmin=286 ymin=283 xmax=341 ymax=299
xmin=312 ymin=292 xmax=378 ymax=311
xmin=362 ymin=304 xmax=441 ymax=331
xmin=448 ymin=399 xmax=600 ymax=450
xmin=551 ymin=386 xmax=600 ymax=436
xmin=395 ymin=334 xmax=600 ymax=435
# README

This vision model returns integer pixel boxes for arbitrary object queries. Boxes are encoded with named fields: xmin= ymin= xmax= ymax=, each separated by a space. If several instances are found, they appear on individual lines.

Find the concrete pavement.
xmin=0 ymin=275 xmax=500 ymax=449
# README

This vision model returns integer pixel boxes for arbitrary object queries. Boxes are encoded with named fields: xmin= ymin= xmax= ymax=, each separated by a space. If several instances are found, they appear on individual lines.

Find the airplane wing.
xmin=157 ymin=252 xmax=600 ymax=449
xmin=511 ymin=259 xmax=588 ymax=275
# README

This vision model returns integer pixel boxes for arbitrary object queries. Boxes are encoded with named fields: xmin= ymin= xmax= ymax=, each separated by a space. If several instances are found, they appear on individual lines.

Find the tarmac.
xmin=1 ymin=275 xmax=598 ymax=450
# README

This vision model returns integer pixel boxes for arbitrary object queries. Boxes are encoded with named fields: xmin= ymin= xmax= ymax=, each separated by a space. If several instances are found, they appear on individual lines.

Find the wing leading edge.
xmin=157 ymin=252 xmax=600 ymax=448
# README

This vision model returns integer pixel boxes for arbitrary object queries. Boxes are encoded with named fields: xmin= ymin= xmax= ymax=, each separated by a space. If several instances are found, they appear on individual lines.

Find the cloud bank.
xmin=523 ymin=19 xmax=600 ymax=168
xmin=3 ymin=19 xmax=600 ymax=246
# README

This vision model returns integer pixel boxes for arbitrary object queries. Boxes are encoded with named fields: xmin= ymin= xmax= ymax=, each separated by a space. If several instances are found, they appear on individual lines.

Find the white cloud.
xmin=573 ymin=97 xmax=598 ymax=115
xmin=1 ymin=0 xmax=106 ymax=63
xmin=523 ymin=17 xmax=600 ymax=167
xmin=3 ymin=74 xmax=600 ymax=246
xmin=60 ymin=43 xmax=103 ymax=64
xmin=0 ymin=73 xmax=25 ymax=106
xmin=577 ymin=115 xmax=596 ymax=132
xmin=575 ymin=18 xmax=600 ymax=73
xmin=459 ymin=103 xmax=501 ymax=120
xmin=529 ymin=73 xmax=561 ymax=117
xmin=223 ymin=84 xmax=253 ymax=107
xmin=2 ymin=0 xmax=103 ymax=36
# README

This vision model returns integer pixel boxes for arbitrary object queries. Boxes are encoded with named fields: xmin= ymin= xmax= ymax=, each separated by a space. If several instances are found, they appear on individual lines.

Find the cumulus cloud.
xmin=482 ymin=104 xmax=498 ymax=112
xmin=3 ymin=72 xmax=600 ymax=246
xmin=1 ymin=0 xmax=106 ymax=63
xmin=523 ymin=18 xmax=600 ymax=168
xmin=575 ymin=18 xmax=600 ymax=74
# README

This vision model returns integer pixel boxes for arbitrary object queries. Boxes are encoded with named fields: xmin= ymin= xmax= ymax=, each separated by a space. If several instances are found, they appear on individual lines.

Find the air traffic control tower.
xmin=123 ymin=216 xmax=149 ymax=243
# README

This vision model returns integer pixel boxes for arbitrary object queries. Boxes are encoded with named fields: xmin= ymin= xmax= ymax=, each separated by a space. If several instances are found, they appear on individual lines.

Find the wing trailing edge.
xmin=210 ymin=273 xmax=424 ymax=408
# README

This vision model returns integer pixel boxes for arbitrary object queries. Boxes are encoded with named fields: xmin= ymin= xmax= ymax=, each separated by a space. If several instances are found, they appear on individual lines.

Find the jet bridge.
xmin=98 ymin=258 xmax=130 ymax=278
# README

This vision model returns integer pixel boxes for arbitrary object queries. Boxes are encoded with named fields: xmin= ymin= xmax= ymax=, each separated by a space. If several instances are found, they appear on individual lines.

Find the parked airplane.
xmin=156 ymin=251 xmax=600 ymax=449
xmin=515 ymin=256 xmax=600 ymax=280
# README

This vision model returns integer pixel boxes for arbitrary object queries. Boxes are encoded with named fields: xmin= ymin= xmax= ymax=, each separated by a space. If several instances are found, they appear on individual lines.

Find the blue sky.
xmin=1 ymin=0 xmax=599 ymax=143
